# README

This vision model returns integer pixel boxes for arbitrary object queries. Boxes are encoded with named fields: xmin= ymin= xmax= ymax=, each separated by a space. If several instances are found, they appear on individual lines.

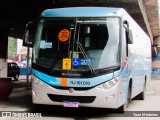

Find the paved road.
xmin=0 ymin=77 xmax=160 ymax=120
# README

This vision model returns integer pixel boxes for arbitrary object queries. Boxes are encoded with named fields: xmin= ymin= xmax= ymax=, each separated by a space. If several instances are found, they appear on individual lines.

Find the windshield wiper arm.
xmin=76 ymin=41 xmax=96 ymax=76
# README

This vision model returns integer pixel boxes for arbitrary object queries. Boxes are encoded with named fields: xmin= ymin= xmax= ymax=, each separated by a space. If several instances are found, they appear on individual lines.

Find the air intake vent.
xmin=48 ymin=94 xmax=96 ymax=103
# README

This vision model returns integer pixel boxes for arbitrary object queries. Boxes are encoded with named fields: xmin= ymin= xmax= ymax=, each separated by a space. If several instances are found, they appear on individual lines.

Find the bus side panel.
xmin=125 ymin=14 xmax=151 ymax=99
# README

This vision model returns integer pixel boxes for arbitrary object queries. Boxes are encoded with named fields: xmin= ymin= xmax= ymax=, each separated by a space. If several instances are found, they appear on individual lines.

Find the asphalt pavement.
xmin=0 ymin=76 xmax=160 ymax=120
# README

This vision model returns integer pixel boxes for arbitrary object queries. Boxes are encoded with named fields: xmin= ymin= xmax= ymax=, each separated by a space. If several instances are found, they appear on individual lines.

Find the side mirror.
xmin=123 ymin=20 xmax=133 ymax=44
xmin=23 ymin=21 xmax=37 ymax=47
xmin=127 ymin=29 xmax=133 ymax=44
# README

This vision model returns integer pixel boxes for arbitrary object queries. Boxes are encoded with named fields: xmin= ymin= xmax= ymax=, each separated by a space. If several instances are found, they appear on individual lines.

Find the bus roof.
xmin=41 ymin=7 xmax=126 ymax=17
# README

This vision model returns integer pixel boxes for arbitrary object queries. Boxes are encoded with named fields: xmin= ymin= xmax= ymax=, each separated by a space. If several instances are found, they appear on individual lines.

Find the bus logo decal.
xmin=69 ymin=88 xmax=74 ymax=93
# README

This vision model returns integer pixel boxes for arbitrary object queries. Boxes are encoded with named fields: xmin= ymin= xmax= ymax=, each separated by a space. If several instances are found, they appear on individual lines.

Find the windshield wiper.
xmin=76 ymin=41 xmax=96 ymax=76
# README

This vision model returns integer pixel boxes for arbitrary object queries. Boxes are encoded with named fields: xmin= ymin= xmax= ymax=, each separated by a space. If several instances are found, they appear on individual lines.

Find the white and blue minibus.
xmin=25 ymin=7 xmax=151 ymax=112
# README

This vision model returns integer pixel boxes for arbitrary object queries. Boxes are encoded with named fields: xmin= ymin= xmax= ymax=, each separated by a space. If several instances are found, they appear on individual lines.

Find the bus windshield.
xmin=33 ymin=17 xmax=120 ymax=75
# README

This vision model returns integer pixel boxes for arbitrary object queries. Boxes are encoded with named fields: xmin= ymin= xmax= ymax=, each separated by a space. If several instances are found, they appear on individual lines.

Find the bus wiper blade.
xmin=76 ymin=41 xmax=96 ymax=76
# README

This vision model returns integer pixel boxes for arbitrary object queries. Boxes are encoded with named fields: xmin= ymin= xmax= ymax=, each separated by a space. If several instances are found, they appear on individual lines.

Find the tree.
xmin=8 ymin=37 xmax=17 ymax=60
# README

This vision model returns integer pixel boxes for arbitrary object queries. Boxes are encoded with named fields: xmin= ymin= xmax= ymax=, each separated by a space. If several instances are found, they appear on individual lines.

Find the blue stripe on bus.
xmin=41 ymin=7 xmax=123 ymax=17
xmin=67 ymin=73 xmax=114 ymax=87
xmin=33 ymin=69 xmax=61 ymax=86
xmin=32 ymin=69 xmax=120 ymax=87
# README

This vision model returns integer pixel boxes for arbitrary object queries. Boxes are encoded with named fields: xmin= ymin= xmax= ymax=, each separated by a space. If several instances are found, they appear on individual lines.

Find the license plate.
xmin=63 ymin=101 xmax=79 ymax=108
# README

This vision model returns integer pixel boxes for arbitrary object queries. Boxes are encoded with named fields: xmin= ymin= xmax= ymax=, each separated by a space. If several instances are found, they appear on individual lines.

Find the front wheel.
xmin=117 ymin=87 xmax=131 ymax=113
xmin=136 ymin=82 xmax=146 ymax=100
xmin=116 ymin=104 xmax=126 ymax=113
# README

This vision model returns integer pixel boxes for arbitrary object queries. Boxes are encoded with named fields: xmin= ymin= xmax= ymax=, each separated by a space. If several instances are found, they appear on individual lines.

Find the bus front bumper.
xmin=32 ymin=80 xmax=122 ymax=109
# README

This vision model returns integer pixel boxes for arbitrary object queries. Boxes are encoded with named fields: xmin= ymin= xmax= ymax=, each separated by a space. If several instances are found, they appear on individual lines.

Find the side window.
xmin=15 ymin=64 xmax=18 ymax=68
xmin=13 ymin=64 xmax=16 ymax=68
xmin=11 ymin=64 xmax=13 ymax=68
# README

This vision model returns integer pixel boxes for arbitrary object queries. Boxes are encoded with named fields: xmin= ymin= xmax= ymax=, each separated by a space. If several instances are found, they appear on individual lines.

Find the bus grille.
xmin=47 ymin=94 xmax=96 ymax=103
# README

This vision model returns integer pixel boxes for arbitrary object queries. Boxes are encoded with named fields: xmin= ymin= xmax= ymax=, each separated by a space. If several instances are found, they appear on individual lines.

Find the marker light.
xmin=122 ymin=58 xmax=127 ymax=69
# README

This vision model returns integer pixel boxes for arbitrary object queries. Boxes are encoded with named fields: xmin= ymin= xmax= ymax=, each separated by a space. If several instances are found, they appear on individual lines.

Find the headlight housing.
xmin=97 ymin=76 xmax=120 ymax=90
xmin=31 ymin=75 xmax=47 ymax=87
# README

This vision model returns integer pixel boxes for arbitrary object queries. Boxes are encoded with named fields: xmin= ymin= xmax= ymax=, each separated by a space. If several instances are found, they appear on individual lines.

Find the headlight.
xmin=97 ymin=76 xmax=120 ymax=90
xmin=32 ymin=75 xmax=47 ymax=87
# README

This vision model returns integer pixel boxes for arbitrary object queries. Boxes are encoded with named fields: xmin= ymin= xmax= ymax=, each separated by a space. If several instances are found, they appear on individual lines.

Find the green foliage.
xmin=8 ymin=37 xmax=17 ymax=59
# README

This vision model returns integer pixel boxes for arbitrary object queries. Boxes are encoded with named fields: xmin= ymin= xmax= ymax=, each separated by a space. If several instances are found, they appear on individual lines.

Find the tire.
xmin=31 ymin=103 xmax=46 ymax=112
xmin=117 ymin=104 xmax=126 ymax=113
xmin=32 ymin=103 xmax=40 ymax=109
xmin=117 ymin=86 xmax=131 ymax=113
xmin=14 ymin=74 xmax=19 ymax=81
xmin=136 ymin=82 xmax=146 ymax=100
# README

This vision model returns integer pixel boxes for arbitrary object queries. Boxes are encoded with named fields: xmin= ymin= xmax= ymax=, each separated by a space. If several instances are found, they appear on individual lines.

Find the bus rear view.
xmin=27 ymin=7 xmax=151 ymax=112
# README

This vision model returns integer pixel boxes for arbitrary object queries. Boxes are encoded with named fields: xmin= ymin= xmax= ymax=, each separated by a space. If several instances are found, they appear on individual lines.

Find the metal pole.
xmin=26 ymin=46 xmax=30 ymax=90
